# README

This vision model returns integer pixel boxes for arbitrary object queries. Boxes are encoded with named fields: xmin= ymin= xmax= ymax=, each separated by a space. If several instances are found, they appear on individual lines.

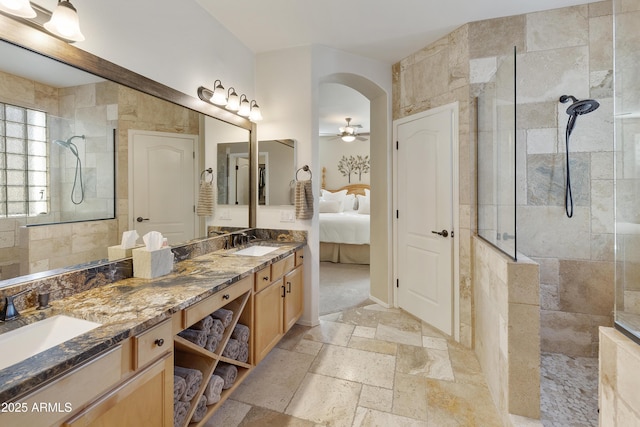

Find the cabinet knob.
xmin=223 ymin=294 xmax=230 ymax=300
xmin=155 ymin=338 xmax=165 ymax=347
xmin=299 ymin=255 xmax=303 ymax=259
xmin=263 ymin=276 xmax=269 ymax=281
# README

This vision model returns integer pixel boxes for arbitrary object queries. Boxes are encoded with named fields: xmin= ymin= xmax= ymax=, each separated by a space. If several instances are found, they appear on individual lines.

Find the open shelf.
xmin=174 ymin=288 xmax=253 ymax=427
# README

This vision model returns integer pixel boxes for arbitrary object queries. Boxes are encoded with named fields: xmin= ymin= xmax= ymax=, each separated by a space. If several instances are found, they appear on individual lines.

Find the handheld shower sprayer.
xmin=559 ymin=95 xmax=599 ymax=218
xmin=53 ymin=135 xmax=85 ymax=205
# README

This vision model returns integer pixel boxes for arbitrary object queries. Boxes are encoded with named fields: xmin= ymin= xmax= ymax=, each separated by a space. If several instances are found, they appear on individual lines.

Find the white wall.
xmin=34 ymin=0 xmax=256 ymax=102
xmin=319 ymin=135 xmax=371 ymax=189
xmin=255 ymin=45 xmax=391 ymax=326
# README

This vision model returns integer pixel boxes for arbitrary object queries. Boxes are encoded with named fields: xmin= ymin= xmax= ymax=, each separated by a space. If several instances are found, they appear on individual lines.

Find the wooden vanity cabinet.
xmin=62 ymin=320 xmax=174 ymax=427
xmin=254 ymin=252 xmax=304 ymax=363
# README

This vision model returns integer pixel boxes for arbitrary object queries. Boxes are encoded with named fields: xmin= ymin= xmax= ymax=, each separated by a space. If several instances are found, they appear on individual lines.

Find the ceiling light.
xmin=0 ymin=0 xmax=36 ymax=18
xmin=341 ymin=135 xmax=356 ymax=143
xmin=238 ymin=94 xmax=251 ymax=117
xmin=249 ymin=100 xmax=262 ymax=122
xmin=210 ymin=80 xmax=227 ymax=105
xmin=43 ymin=0 xmax=84 ymax=42
xmin=226 ymin=87 xmax=240 ymax=111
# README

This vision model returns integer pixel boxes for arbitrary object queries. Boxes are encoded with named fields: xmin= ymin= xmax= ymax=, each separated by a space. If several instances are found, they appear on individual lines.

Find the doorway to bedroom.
xmin=318 ymin=83 xmax=372 ymax=315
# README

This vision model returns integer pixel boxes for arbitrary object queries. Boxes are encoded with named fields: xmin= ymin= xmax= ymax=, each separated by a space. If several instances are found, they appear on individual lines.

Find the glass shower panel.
xmin=477 ymin=48 xmax=517 ymax=260
xmin=614 ymin=0 xmax=640 ymax=342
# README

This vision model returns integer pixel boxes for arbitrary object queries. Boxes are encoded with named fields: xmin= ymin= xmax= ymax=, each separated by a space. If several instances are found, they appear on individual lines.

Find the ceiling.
xmin=197 ymin=0 xmax=599 ymax=136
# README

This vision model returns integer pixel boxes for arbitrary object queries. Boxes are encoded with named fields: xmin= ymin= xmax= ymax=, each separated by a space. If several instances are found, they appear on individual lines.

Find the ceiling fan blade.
xmin=356 ymin=136 xmax=368 ymax=141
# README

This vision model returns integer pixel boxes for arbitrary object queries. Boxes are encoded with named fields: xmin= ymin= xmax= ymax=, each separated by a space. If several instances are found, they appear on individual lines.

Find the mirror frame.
xmin=0 ymin=12 xmax=258 ymax=227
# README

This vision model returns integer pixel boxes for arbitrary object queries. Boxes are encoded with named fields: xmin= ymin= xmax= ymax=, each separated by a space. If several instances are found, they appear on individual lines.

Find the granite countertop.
xmin=0 ymin=241 xmax=304 ymax=403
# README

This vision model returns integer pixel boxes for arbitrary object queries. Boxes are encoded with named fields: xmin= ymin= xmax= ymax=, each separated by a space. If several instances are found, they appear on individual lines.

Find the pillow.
xmin=364 ymin=188 xmax=370 ymax=197
xmin=343 ymin=194 xmax=356 ymax=211
xmin=321 ymin=189 xmax=348 ymax=211
xmin=357 ymin=194 xmax=370 ymax=215
xmin=319 ymin=199 xmax=342 ymax=213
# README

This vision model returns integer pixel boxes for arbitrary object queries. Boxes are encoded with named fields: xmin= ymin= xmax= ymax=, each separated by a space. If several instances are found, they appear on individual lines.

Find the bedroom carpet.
xmin=319 ymin=262 xmax=371 ymax=315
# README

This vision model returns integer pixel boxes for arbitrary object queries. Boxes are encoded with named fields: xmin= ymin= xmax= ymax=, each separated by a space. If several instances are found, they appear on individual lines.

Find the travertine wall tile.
xmin=558 ymin=260 xmax=615 ymax=316
xmin=526 ymin=6 xmax=589 ymax=52
xmin=469 ymin=15 xmax=525 ymax=59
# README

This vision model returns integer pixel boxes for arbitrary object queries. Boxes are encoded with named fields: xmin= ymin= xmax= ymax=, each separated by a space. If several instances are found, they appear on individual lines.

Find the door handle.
xmin=431 ymin=230 xmax=449 ymax=238
xmin=136 ymin=216 xmax=150 ymax=222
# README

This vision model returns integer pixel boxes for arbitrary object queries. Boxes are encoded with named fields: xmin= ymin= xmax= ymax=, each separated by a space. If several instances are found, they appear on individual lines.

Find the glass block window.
xmin=0 ymin=103 xmax=48 ymax=217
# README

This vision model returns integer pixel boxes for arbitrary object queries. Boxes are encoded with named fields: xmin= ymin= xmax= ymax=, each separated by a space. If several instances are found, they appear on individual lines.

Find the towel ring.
xmin=296 ymin=165 xmax=312 ymax=181
xmin=200 ymin=168 xmax=214 ymax=183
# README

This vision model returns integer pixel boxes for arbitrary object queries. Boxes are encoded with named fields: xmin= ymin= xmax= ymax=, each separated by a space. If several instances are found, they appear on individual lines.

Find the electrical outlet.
xmin=280 ymin=210 xmax=295 ymax=222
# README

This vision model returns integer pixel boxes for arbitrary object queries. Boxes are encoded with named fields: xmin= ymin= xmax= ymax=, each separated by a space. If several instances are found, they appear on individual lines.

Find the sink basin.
xmin=233 ymin=245 xmax=279 ymax=256
xmin=0 ymin=315 xmax=101 ymax=371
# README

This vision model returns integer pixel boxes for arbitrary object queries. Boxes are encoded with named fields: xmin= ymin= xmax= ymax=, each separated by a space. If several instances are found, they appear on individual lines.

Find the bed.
xmin=319 ymin=182 xmax=371 ymax=264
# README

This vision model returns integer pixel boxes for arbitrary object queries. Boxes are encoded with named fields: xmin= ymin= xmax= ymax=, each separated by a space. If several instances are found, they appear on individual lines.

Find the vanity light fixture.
xmin=210 ymin=80 xmax=227 ymax=105
xmin=43 ymin=0 xmax=84 ymax=42
xmin=237 ymin=94 xmax=251 ymax=117
xmin=197 ymin=83 xmax=263 ymax=121
xmin=226 ymin=87 xmax=240 ymax=111
xmin=0 ymin=0 xmax=36 ymax=18
xmin=249 ymin=100 xmax=262 ymax=121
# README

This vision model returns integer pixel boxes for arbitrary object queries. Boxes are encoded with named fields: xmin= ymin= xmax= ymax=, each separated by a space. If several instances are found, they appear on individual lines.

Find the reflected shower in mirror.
xmin=0 ymin=37 xmax=251 ymax=285
xmin=258 ymin=139 xmax=295 ymax=206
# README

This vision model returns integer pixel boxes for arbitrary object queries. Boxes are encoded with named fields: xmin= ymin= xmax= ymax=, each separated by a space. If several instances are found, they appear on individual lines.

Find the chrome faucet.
xmin=1 ymin=289 xmax=29 ymax=321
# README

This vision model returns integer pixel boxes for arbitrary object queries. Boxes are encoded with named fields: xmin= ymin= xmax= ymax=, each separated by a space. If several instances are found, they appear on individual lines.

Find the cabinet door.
xmin=63 ymin=353 xmax=173 ymax=427
xmin=254 ymin=281 xmax=284 ymax=363
xmin=284 ymin=265 xmax=304 ymax=332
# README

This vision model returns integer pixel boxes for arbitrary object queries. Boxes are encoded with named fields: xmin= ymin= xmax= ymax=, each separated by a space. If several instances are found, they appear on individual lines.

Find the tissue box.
xmin=132 ymin=247 xmax=173 ymax=279
xmin=108 ymin=244 xmax=143 ymax=261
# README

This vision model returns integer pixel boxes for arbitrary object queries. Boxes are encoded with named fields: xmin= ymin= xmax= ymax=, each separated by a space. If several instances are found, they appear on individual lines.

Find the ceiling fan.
xmin=335 ymin=117 xmax=369 ymax=142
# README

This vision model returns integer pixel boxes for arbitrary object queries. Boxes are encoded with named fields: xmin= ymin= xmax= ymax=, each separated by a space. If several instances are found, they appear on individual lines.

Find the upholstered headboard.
xmin=321 ymin=167 xmax=370 ymax=196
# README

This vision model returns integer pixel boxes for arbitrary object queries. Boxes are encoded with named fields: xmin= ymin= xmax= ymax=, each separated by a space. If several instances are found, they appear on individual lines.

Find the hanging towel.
xmin=174 ymin=400 xmax=190 ymax=427
xmin=174 ymin=366 xmax=203 ymax=402
xmin=190 ymin=395 xmax=208 ymax=423
xmin=196 ymin=181 xmax=214 ymax=217
xmin=174 ymin=375 xmax=187 ymax=402
xmin=295 ymin=180 xmax=313 ymax=219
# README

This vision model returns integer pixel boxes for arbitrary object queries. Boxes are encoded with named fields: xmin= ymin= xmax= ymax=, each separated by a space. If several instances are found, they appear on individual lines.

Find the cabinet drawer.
xmin=2 ymin=346 xmax=122 ymax=427
xmin=271 ymin=254 xmax=295 ymax=280
xmin=295 ymin=250 xmax=304 ymax=266
xmin=254 ymin=265 xmax=272 ymax=292
xmin=182 ymin=275 xmax=252 ymax=328
xmin=133 ymin=319 xmax=172 ymax=370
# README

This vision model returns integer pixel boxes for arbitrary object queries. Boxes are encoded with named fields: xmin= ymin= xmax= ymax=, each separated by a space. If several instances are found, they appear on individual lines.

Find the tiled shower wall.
xmin=393 ymin=1 xmax=614 ymax=356
xmin=514 ymin=3 xmax=614 ymax=358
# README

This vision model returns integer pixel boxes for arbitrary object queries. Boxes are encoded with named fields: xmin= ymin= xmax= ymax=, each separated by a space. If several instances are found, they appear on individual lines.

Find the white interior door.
xmin=130 ymin=130 xmax=197 ymax=245
xmin=396 ymin=107 xmax=454 ymax=335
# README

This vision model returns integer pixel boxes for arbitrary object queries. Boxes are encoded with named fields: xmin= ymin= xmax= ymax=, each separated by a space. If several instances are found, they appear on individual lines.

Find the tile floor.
xmin=206 ymin=303 xmax=503 ymax=426
xmin=540 ymin=352 xmax=598 ymax=427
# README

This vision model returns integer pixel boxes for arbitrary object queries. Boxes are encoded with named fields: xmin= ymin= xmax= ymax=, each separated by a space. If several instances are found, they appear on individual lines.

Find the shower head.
xmin=559 ymin=95 xmax=600 ymax=116
xmin=52 ymin=135 xmax=84 ymax=155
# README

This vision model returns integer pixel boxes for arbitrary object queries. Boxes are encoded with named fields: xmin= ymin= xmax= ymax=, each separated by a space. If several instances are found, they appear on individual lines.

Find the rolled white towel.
xmin=231 ymin=323 xmax=250 ymax=343
xmin=174 ymin=400 xmax=189 ymax=427
xmin=211 ymin=308 xmax=233 ymax=327
xmin=204 ymin=374 xmax=225 ymax=405
xmin=214 ymin=362 xmax=237 ymax=389
xmin=173 ymin=375 xmax=186 ymax=402
xmin=222 ymin=338 xmax=240 ymax=360
xmin=177 ymin=328 xmax=207 ymax=348
xmin=237 ymin=341 xmax=249 ymax=363
xmin=174 ymin=366 xmax=203 ymax=402
xmin=190 ymin=395 xmax=208 ymax=423
xmin=190 ymin=315 xmax=213 ymax=334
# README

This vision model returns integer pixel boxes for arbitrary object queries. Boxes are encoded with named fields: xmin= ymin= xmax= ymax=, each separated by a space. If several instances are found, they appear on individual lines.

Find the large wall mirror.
xmin=0 ymin=16 xmax=255 ymax=286
xmin=258 ymin=139 xmax=296 ymax=206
